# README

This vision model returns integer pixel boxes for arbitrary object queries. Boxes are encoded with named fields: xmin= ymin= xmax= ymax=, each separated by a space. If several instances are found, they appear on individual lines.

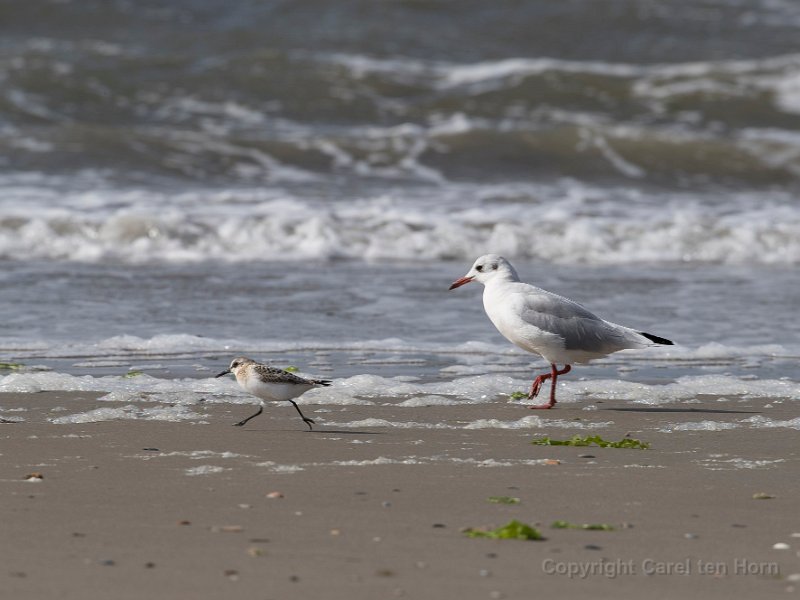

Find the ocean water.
xmin=1 ymin=1 xmax=798 ymax=425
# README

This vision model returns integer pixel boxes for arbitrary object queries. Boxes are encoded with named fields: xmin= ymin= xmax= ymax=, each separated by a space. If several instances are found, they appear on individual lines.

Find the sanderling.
xmin=215 ymin=356 xmax=331 ymax=431
xmin=449 ymin=254 xmax=673 ymax=408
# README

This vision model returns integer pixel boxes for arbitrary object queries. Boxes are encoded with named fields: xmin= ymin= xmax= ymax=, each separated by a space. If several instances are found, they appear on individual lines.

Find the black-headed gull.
xmin=216 ymin=357 xmax=331 ymax=430
xmin=449 ymin=255 xmax=673 ymax=409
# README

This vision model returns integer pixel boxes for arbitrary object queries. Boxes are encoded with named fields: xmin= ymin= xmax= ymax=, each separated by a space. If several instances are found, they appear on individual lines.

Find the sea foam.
xmin=0 ymin=179 xmax=798 ymax=265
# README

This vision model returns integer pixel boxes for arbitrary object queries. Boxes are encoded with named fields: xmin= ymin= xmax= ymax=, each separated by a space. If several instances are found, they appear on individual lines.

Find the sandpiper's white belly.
xmin=242 ymin=376 xmax=312 ymax=402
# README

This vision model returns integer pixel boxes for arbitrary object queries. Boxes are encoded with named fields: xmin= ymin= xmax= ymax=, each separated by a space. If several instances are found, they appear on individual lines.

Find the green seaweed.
xmin=752 ymin=492 xmax=776 ymax=500
xmin=283 ymin=366 xmax=300 ymax=373
xmin=465 ymin=519 xmax=543 ymax=541
xmin=508 ymin=391 xmax=527 ymax=400
xmin=0 ymin=362 xmax=24 ymax=370
xmin=487 ymin=496 xmax=521 ymax=505
xmin=123 ymin=370 xmax=144 ymax=378
xmin=531 ymin=435 xmax=650 ymax=449
xmin=551 ymin=520 xmax=615 ymax=531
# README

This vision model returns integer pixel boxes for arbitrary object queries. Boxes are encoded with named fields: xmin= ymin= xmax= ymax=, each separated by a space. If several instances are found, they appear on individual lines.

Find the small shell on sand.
xmin=773 ymin=543 xmax=790 ymax=550
xmin=24 ymin=473 xmax=44 ymax=482
xmin=212 ymin=525 xmax=244 ymax=533
xmin=266 ymin=491 xmax=284 ymax=499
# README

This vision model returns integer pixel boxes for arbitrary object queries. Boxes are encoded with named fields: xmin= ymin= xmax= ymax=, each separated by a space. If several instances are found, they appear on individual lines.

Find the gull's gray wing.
xmin=517 ymin=287 xmax=635 ymax=353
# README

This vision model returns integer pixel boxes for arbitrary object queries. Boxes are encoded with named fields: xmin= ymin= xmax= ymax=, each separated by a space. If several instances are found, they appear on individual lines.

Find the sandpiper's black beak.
xmin=215 ymin=369 xmax=231 ymax=378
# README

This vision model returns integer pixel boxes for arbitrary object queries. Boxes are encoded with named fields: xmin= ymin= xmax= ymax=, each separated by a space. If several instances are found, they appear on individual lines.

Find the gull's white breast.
xmin=482 ymin=282 xmax=566 ymax=361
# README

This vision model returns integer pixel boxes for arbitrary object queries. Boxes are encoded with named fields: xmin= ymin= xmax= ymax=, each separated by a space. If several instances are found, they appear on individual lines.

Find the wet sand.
xmin=1 ymin=391 xmax=799 ymax=599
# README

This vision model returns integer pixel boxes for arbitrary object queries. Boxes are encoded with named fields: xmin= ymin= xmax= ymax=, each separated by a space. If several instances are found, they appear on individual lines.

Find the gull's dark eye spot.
xmin=490 ymin=263 xmax=498 ymax=270
xmin=476 ymin=264 xmax=484 ymax=272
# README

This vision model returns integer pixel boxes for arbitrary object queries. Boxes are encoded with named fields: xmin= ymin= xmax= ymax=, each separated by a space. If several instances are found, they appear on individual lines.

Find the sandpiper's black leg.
xmin=289 ymin=400 xmax=315 ymax=431
xmin=233 ymin=404 xmax=263 ymax=427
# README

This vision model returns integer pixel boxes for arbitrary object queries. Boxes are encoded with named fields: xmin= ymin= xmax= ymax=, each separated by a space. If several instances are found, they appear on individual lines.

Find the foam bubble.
xmin=185 ymin=465 xmax=228 ymax=476
xmin=448 ymin=457 xmax=558 ymax=467
xmin=254 ymin=461 xmax=306 ymax=473
xmin=660 ymin=420 xmax=740 ymax=432
xmin=396 ymin=396 xmax=463 ymax=407
xmin=463 ymin=416 xmax=613 ymax=430
xmin=741 ymin=415 xmax=800 ymax=430
xmin=50 ymin=404 xmax=203 ymax=424
xmin=306 ymin=456 xmax=561 ymax=468
xmin=699 ymin=457 xmax=786 ymax=470
xmin=0 ymin=415 xmax=24 ymax=423
xmin=571 ymin=374 xmax=800 ymax=405
xmin=155 ymin=450 xmax=244 ymax=459
xmin=323 ymin=418 xmax=451 ymax=430
xmin=329 ymin=457 xmax=420 ymax=466
xmin=320 ymin=373 xmax=525 ymax=406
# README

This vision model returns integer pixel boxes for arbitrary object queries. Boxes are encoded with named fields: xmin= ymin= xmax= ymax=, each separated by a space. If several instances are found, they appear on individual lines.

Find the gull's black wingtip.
xmin=639 ymin=331 xmax=674 ymax=345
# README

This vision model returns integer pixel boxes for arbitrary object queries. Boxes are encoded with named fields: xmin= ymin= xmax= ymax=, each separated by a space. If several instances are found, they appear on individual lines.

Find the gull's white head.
xmin=449 ymin=254 xmax=520 ymax=289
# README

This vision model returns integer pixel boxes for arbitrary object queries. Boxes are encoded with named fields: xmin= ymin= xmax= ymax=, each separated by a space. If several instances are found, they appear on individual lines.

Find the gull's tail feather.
xmin=638 ymin=331 xmax=674 ymax=345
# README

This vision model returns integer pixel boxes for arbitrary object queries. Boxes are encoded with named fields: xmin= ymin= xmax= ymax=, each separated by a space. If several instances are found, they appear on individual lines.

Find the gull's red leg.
xmin=528 ymin=372 xmax=551 ymax=399
xmin=529 ymin=364 xmax=571 ymax=409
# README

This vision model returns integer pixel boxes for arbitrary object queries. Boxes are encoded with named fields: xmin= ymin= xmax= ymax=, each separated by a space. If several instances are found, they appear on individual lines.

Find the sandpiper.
xmin=216 ymin=356 xmax=331 ymax=430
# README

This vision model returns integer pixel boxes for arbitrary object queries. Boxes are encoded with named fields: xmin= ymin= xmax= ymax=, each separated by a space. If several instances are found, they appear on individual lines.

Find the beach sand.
xmin=1 ymin=391 xmax=798 ymax=599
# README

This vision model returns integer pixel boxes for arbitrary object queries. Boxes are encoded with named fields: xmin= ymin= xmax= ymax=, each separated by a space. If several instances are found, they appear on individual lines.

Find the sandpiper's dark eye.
xmin=476 ymin=265 xmax=483 ymax=272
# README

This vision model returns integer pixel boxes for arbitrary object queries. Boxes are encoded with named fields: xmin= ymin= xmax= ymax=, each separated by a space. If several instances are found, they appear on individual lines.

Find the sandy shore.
xmin=1 ymin=391 xmax=799 ymax=599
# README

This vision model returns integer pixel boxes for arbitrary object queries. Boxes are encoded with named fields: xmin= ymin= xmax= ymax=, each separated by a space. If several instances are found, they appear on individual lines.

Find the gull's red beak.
xmin=449 ymin=276 xmax=474 ymax=290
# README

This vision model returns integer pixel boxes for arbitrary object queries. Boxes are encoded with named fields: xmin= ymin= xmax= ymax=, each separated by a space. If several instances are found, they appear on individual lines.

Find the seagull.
xmin=449 ymin=254 xmax=673 ymax=409
xmin=215 ymin=357 xmax=331 ymax=430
